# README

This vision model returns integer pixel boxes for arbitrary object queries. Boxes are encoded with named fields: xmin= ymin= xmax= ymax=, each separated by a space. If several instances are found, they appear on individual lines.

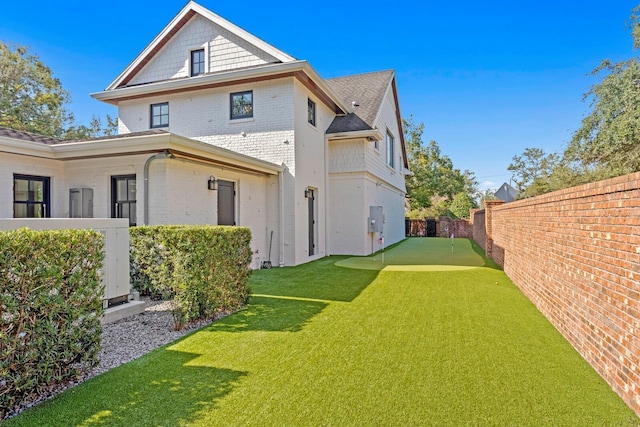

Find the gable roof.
xmin=106 ymin=1 xmax=296 ymax=91
xmin=325 ymin=70 xmax=408 ymax=169
xmin=495 ymin=182 xmax=519 ymax=202
xmin=325 ymin=70 xmax=394 ymax=134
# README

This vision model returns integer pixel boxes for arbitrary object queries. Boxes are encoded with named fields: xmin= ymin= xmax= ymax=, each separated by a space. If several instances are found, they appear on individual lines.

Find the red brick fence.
xmin=476 ymin=173 xmax=640 ymax=416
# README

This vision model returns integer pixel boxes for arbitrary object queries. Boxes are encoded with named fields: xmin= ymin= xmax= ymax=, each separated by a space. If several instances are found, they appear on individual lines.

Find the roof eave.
xmin=326 ymin=128 xmax=383 ymax=141
xmin=92 ymin=61 xmax=351 ymax=115
xmin=51 ymin=133 xmax=284 ymax=175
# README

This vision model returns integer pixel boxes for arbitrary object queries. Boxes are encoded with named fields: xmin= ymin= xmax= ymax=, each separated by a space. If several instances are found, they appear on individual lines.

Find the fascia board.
xmin=0 ymin=137 xmax=55 ymax=158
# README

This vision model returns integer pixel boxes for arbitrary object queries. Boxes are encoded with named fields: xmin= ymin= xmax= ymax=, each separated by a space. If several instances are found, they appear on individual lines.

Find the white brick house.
xmin=0 ymin=1 xmax=409 ymax=266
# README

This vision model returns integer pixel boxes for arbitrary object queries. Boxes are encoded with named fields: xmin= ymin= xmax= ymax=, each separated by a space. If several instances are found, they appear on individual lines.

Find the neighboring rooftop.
xmin=325 ymin=70 xmax=394 ymax=134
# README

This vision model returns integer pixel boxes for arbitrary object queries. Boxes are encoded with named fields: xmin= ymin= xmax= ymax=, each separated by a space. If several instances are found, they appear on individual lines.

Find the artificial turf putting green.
xmin=5 ymin=238 xmax=639 ymax=426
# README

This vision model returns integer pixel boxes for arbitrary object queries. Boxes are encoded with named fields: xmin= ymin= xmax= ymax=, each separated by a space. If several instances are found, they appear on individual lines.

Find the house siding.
xmin=129 ymin=14 xmax=278 ymax=86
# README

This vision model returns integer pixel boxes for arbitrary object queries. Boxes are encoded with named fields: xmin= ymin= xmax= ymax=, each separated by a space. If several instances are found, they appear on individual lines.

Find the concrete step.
xmin=101 ymin=300 xmax=146 ymax=324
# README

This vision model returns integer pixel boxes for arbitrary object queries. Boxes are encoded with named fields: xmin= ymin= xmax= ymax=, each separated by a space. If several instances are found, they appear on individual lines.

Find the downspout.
xmin=324 ymin=135 xmax=329 ymax=257
xmin=279 ymin=167 xmax=285 ymax=267
xmin=143 ymin=150 xmax=173 ymax=225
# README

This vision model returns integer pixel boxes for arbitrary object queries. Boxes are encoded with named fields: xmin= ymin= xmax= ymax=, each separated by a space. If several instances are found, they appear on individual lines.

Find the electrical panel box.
xmin=367 ymin=205 xmax=383 ymax=233
xmin=69 ymin=188 xmax=93 ymax=218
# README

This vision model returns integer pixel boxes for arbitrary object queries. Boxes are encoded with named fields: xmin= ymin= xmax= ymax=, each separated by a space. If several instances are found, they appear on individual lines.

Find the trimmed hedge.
xmin=130 ymin=225 xmax=252 ymax=328
xmin=0 ymin=228 xmax=104 ymax=418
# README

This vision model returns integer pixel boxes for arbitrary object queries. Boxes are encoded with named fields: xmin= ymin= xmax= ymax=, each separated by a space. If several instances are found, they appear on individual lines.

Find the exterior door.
xmin=308 ymin=188 xmax=315 ymax=256
xmin=13 ymin=174 xmax=50 ymax=218
xmin=217 ymin=180 xmax=235 ymax=225
xmin=111 ymin=175 xmax=137 ymax=226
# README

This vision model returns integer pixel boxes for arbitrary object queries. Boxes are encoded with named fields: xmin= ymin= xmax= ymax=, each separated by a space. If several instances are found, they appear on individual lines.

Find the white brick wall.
xmin=129 ymin=15 xmax=278 ymax=86
xmin=0 ymin=152 xmax=65 ymax=218
xmin=329 ymin=172 xmax=406 ymax=255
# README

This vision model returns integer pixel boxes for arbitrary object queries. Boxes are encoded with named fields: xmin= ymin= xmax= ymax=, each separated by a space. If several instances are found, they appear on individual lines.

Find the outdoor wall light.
xmin=208 ymin=176 xmax=218 ymax=191
xmin=304 ymin=188 xmax=312 ymax=198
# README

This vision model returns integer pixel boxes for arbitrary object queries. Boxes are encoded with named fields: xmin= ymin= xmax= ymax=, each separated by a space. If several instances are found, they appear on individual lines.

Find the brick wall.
xmin=472 ymin=209 xmax=486 ymax=251
xmin=437 ymin=216 xmax=474 ymax=238
xmin=482 ymin=173 xmax=640 ymax=416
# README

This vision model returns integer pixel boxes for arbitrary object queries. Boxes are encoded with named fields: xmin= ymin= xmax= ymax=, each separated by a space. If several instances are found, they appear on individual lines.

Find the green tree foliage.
xmin=65 ymin=114 xmax=118 ymax=140
xmin=565 ymin=5 xmax=640 ymax=174
xmin=478 ymin=189 xmax=499 ymax=209
xmin=0 ymin=42 xmax=117 ymax=139
xmin=404 ymin=116 xmax=478 ymax=218
xmin=449 ymin=192 xmax=477 ymax=219
xmin=508 ymin=147 xmax=559 ymax=198
xmin=0 ymin=42 xmax=73 ymax=137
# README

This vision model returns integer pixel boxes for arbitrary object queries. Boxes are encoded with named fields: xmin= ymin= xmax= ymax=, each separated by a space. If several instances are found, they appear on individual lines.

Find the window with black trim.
xmin=230 ymin=91 xmax=253 ymax=119
xmin=386 ymin=130 xmax=394 ymax=168
xmin=308 ymin=98 xmax=316 ymax=126
xmin=13 ymin=174 xmax=50 ymax=218
xmin=111 ymin=175 xmax=137 ymax=226
xmin=191 ymin=49 xmax=205 ymax=76
xmin=150 ymin=102 xmax=169 ymax=128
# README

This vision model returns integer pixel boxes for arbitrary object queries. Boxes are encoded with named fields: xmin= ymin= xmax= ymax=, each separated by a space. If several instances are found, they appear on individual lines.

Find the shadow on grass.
xmin=250 ymin=255 xmax=379 ymax=302
xmin=206 ymin=296 xmax=327 ymax=333
xmin=468 ymin=239 xmax=501 ymax=270
xmin=5 ymin=350 xmax=246 ymax=427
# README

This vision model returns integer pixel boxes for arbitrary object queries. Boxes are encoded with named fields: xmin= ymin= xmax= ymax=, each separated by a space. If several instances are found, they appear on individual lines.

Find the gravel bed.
xmin=4 ymin=298 xmax=232 ymax=420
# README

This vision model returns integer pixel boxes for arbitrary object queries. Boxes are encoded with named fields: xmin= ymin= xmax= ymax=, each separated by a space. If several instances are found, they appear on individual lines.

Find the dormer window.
xmin=190 ymin=49 xmax=205 ymax=77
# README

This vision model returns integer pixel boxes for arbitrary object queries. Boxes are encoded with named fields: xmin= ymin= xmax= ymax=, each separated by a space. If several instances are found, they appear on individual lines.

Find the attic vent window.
xmin=191 ymin=49 xmax=205 ymax=77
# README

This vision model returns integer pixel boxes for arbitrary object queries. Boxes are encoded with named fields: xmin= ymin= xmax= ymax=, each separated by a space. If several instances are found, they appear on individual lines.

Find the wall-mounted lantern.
xmin=304 ymin=188 xmax=312 ymax=198
xmin=208 ymin=176 xmax=218 ymax=191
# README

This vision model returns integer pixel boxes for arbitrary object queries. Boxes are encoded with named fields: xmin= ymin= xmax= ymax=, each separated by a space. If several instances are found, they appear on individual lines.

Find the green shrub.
xmin=130 ymin=226 xmax=252 ymax=328
xmin=0 ymin=228 xmax=104 ymax=418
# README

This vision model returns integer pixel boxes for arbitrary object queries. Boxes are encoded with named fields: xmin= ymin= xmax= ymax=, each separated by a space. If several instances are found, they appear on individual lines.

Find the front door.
xmin=112 ymin=175 xmax=137 ymax=226
xmin=217 ymin=180 xmax=235 ymax=225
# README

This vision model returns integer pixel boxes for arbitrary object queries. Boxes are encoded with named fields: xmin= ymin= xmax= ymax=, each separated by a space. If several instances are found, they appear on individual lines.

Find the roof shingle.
xmin=0 ymin=127 xmax=63 ymax=145
xmin=325 ymin=70 xmax=394 ymax=134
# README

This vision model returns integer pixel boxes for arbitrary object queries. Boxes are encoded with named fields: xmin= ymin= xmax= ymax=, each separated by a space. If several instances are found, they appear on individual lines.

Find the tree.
xmin=0 ymin=42 xmax=117 ymax=139
xmin=403 ymin=115 xmax=479 ymax=217
xmin=449 ymin=192 xmax=477 ymax=219
xmin=65 ymin=115 xmax=118 ymax=140
xmin=565 ymin=5 xmax=640 ymax=175
xmin=508 ymin=147 xmax=559 ymax=197
xmin=0 ymin=42 xmax=74 ymax=138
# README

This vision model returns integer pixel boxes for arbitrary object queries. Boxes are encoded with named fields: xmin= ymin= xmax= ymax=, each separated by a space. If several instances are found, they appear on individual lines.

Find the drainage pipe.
xmin=279 ymin=168 xmax=285 ymax=267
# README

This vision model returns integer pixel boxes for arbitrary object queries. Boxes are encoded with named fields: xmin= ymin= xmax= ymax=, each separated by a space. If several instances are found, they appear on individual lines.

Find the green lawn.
xmin=5 ymin=238 xmax=639 ymax=426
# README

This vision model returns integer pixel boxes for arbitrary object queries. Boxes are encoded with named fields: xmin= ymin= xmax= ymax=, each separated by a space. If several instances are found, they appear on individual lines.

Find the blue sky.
xmin=1 ymin=1 xmax=638 ymax=190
